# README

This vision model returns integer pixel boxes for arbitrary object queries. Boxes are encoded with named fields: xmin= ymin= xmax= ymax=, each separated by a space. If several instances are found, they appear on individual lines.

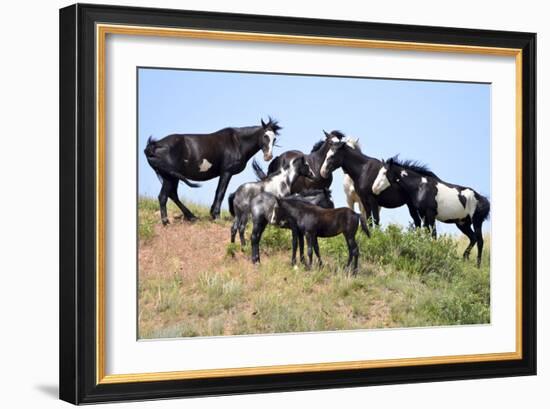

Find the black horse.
xmin=260 ymin=130 xmax=345 ymax=193
xmin=319 ymin=137 xmax=422 ymax=228
xmin=274 ymin=198 xmax=370 ymax=273
xmin=248 ymin=189 xmax=334 ymax=265
xmin=375 ymin=157 xmax=490 ymax=267
xmin=144 ymin=117 xmax=281 ymax=224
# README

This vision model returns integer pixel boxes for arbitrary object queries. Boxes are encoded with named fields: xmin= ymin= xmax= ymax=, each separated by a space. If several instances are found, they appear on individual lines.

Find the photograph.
xmin=137 ymin=67 xmax=491 ymax=339
xmin=57 ymin=3 xmax=536 ymax=404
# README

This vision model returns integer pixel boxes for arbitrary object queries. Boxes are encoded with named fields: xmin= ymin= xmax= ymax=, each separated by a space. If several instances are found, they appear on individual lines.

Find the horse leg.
xmin=238 ymin=214 xmax=248 ymax=247
xmin=345 ymin=236 xmax=359 ymax=274
xmin=305 ymin=233 xmax=313 ymax=269
xmin=346 ymin=195 xmax=356 ymax=211
xmin=251 ymin=218 xmax=267 ymax=264
xmin=230 ymin=214 xmax=239 ymax=243
xmin=371 ymin=202 xmax=381 ymax=226
xmin=359 ymin=201 xmax=367 ymax=221
xmin=407 ymin=202 xmax=422 ymax=228
xmin=158 ymin=179 xmax=170 ymax=226
xmin=359 ymin=197 xmax=373 ymax=227
xmin=456 ymin=222 xmax=476 ymax=260
xmin=165 ymin=177 xmax=197 ymax=221
xmin=291 ymin=229 xmax=298 ymax=265
xmin=312 ymin=236 xmax=322 ymax=267
xmin=298 ymin=232 xmax=306 ymax=265
xmin=210 ymin=172 xmax=232 ymax=220
xmin=424 ymin=210 xmax=437 ymax=238
xmin=473 ymin=220 xmax=484 ymax=268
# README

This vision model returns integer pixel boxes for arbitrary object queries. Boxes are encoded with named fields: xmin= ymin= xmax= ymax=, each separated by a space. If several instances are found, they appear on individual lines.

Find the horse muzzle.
xmin=264 ymin=153 xmax=273 ymax=161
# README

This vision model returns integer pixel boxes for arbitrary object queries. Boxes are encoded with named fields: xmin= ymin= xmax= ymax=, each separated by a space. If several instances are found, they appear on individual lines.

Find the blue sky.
xmin=138 ymin=68 xmax=490 ymax=234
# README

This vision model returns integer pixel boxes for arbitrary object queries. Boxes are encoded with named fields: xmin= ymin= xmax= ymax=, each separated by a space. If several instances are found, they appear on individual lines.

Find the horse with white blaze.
xmin=373 ymin=157 xmax=490 ymax=267
xmin=144 ymin=117 xmax=281 ymax=224
xmin=320 ymin=136 xmax=422 ymax=228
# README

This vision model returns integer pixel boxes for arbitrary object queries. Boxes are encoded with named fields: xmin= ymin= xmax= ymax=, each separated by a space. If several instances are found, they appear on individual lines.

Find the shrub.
xmin=260 ymin=225 xmax=292 ymax=252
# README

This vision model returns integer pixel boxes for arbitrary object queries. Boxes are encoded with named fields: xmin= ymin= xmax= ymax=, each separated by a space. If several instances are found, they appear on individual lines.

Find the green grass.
xmin=138 ymin=198 xmax=490 ymax=338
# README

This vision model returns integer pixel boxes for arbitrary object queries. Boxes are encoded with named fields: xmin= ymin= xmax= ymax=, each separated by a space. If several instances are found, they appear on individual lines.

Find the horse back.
xmin=267 ymin=150 xmax=303 ymax=174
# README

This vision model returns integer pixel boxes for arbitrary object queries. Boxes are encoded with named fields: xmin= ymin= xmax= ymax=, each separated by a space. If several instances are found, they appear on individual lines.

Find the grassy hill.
xmin=138 ymin=197 xmax=490 ymax=339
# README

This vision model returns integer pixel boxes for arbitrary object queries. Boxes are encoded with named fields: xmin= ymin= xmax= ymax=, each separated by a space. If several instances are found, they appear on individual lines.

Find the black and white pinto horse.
xmin=319 ymin=137 xmax=422 ymax=228
xmin=227 ymin=156 xmax=314 ymax=257
xmin=274 ymin=198 xmax=370 ymax=273
xmin=374 ymin=157 xmax=490 ymax=267
xmin=260 ymin=130 xmax=346 ymax=193
xmin=144 ymin=117 xmax=281 ymax=224
xmin=248 ymin=189 xmax=334 ymax=264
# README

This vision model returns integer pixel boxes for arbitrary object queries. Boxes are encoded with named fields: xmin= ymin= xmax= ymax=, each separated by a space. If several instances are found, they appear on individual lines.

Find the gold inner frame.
xmin=95 ymin=23 xmax=523 ymax=385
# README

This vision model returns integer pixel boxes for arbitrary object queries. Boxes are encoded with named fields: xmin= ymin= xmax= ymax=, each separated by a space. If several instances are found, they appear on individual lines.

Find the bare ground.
xmin=138 ymin=216 xmax=394 ymax=338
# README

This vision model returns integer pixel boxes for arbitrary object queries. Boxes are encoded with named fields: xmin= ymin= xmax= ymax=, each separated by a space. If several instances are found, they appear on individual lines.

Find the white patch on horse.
xmin=320 ymin=148 xmax=335 ymax=178
xmin=421 ymin=177 xmax=428 ymax=184
xmin=270 ymin=207 xmax=278 ymax=224
xmin=343 ymin=173 xmax=366 ymax=218
xmin=345 ymin=137 xmax=361 ymax=151
xmin=264 ymin=160 xmax=297 ymax=197
xmin=345 ymin=137 xmax=360 ymax=149
xmin=198 ymin=158 xmax=212 ymax=172
xmin=264 ymin=130 xmax=275 ymax=160
xmin=460 ymin=188 xmax=478 ymax=219
xmin=435 ymin=183 xmax=478 ymax=221
xmin=372 ymin=167 xmax=390 ymax=195
xmin=331 ymin=137 xmax=340 ymax=143
xmin=400 ymin=170 xmax=408 ymax=177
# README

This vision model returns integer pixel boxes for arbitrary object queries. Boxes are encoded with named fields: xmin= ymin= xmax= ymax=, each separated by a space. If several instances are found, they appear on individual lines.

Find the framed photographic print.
xmin=59 ymin=3 xmax=536 ymax=404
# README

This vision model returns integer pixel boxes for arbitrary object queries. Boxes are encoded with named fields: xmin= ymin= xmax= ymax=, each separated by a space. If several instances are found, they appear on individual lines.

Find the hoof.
xmin=210 ymin=211 xmax=221 ymax=220
xmin=184 ymin=215 xmax=198 ymax=222
xmin=161 ymin=218 xmax=170 ymax=226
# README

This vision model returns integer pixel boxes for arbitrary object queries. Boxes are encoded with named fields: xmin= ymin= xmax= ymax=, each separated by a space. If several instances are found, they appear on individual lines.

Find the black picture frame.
xmin=59 ymin=3 xmax=536 ymax=405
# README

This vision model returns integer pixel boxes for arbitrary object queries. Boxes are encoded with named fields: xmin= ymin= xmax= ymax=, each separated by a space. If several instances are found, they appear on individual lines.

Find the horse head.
xmin=320 ymin=138 xmax=346 ymax=179
xmin=371 ymin=158 xmax=392 ymax=195
xmin=260 ymin=117 xmax=282 ymax=161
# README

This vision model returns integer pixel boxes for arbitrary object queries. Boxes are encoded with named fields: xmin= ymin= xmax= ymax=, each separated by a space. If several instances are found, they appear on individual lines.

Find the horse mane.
xmin=310 ymin=140 xmax=325 ymax=153
xmin=388 ymin=155 xmax=438 ymax=179
xmin=344 ymin=137 xmax=361 ymax=152
xmin=231 ymin=126 xmax=262 ymax=137
xmin=311 ymin=130 xmax=346 ymax=153
xmin=225 ymin=116 xmax=281 ymax=138
xmin=329 ymin=130 xmax=346 ymax=140
xmin=264 ymin=116 xmax=282 ymax=134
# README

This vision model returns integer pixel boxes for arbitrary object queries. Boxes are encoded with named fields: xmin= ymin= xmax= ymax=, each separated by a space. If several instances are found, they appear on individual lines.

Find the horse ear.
xmin=261 ymin=118 xmax=267 ymax=128
xmin=323 ymin=130 xmax=331 ymax=139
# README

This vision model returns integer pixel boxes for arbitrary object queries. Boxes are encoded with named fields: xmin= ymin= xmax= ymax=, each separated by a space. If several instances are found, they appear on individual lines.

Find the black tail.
xmin=144 ymin=136 xmax=201 ymax=188
xmin=228 ymin=192 xmax=236 ymax=217
xmin=476 ymin=195 xmax=491 ymax=222
xmin=359 ymin=214 xmax=371 ymax=238
xmin=252 ymin=159 xmax=268 ymax=180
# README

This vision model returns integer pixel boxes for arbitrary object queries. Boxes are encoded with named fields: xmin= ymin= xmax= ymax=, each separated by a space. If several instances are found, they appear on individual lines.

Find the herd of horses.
xmin=144 ymin=117 xmax=490 ymax=273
